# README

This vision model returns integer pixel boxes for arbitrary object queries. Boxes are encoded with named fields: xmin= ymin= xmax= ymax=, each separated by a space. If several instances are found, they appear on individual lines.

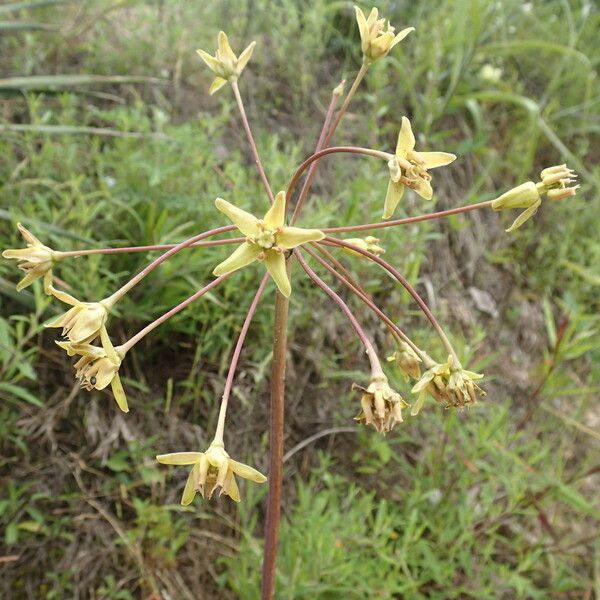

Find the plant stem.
xmin=120 ymin=274 xmax=230 ymax=352
xmin=289 ymin=87 xmax=341 ymax=224
xmin=322 ymin=237 xmax=460 ymax=364
xmin=56 ymin=237 xmax=245 ymax=258
xmin=231 ymin=79 xmax=275 ymax=204
xmin=261 ymin=262 xmax=290 ymax=600
xmin=213 ymin=273 xmax=269 ymax=445
xmin=295 ymin=250 xmax=381 ymax=373
xmin=105 ymin=225 xmax=235 ymax=304
xmin=286 ymin=146 xmax=390 ymax=202
xmin=322 ymin=200 xmax=494 ymax=233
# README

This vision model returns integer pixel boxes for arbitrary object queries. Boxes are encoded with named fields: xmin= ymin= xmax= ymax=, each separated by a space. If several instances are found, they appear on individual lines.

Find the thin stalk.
xmin=295 ymin=250 xmax=381 ymax=373
xmin=231 ymin=79 xmax=275 ymax=204
xmin=213 ymin=273 xmax=269 ymax=444
xmin=105 ymin=225 xmax=235 ymax=305
xmin=286 ymin=146 xmax=390 ymax=202
xmin=261 ymin=262 xmax=291 ymax=600
xmin=290 ymin=88 xmax=341 ymax=224
xmin=56 ymin=237 xmax=245 ymax=258
xmin=121 ymin=274 xmax=230 ymax=352
xmin=322 ymin=200 xmax=494 ymax=233
xmin=322 ymin=237 xmax=460 ymax=364
xmin=302 ymin=245 xmax=427 ymax=364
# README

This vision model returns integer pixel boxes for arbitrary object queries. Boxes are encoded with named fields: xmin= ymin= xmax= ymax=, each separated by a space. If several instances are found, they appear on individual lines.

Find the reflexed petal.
xmin=213 ymin=242 xmax=261 ymax=276
xmin=217 ymin=31 xmax=237 ymax=63
xmin=110 ymin=374 xmax=129 ymax=413
xmin=263 ymin=251 xmax=291 ymax=297
xmin=100 ymin=325 xmax=119 ymax=364
xmin=45 ymin=305 xmax=80 ymax=329
xmin=505 ymin=200 xmax=541 ymax=232
xmin=264 ymin=190 xmax=286 ymax=229
xmin=412 ymin=177 xmax=433 ymax=200
xmin=17 ymin=223 xmax=42 ymax=246
xmin=410 ymin=391 xmax=427 ymax=416
xmin=237 ymin=41 xmax=256 ymax=71
xmin=223 ymin=471 xmax=241 ymax=502
xmin=214 ymin=198 xmax=259 ymax=237
xmin=382 ymin=179 xmax=404 ymax=219
xmin=276 ymin=226 xmax=324 ymax=249
xmin=181 ymin=463 xmax=200 ymax=506
xmin=417 ymin=151 xmax=456 ymax=169
xmin=390 ymin=27 xmax=415 ymax=49
xmin=48 ymin=286 xmax=80 ymax=306
xmin=396 ymin=116 xmax=415 ymax=154
xmin=209 ymin=77 xmax=228 ymax=95
xmin=156 ymin=452 xmax=205 ymax=465
xmin=196 ymin=49 xmax=221 ymax=73
xmin=354 ymin=6 xmax=368 ymax=46
xmin=229 ymin=459 xmax=267 ymax=483
xmin=3 ymin=248 xmax=44 ymax=261
xmin=16 ymin=269 xmax=41 ymax=291
xmin=366 ymin=7 xmax=379 ymax=27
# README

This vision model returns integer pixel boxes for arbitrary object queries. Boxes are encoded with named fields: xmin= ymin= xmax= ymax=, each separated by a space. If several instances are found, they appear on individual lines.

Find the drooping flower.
xmin=197 ymin=31 xmax=256 ymax=95
xmin=355 ymin=6 xmax=414 ymax=64
xmin=383 ymin=117 xmax=456 ymax=219
xmin=387 ymin=341 xmax=422 ymax=382
xmin=46 ymin=286 xmax=114 ymax=344
xmin=342 ymin=236 xmax=385 ymax=259
xmin=156 ymin=441 xmax=267 ymax=504
xmin=56 ymin=327 xmax=128 ymax=412
xmin=213 ymin=191 xmax=324 ymax=297
xmin=353 ymin=373 xmax=409 ymax=434
xmin=410 ymin=355 xmax=484 ymax=415
xmin=491 ymin=164 xmax=578 ymax=232
xmin=2 ymin=223 xmax=59 ymax=292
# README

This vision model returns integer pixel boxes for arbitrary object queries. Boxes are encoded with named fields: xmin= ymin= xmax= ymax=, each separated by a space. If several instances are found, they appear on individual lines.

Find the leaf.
xmin=561 ymin=260 xmax=600 ymax=286
xmin=0 ymin=74 xmax=167 ymax=91
xmin=0 ymin=383 xmax=43 ymax=407
xmin=0 ymin=22 xmax=57 ymax=31
xmin=0 ymin=0 xmax=71 ymax=13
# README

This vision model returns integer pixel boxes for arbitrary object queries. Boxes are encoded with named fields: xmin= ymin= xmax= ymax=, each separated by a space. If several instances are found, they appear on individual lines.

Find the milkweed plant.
xmin=2 ymin=6 xmax=580 ymax=598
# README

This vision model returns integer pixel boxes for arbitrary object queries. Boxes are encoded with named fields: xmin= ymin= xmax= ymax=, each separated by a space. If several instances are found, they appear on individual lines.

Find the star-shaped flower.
xmin=383 ymin=117 xmax=456 ymax=219
xmin=197 ymin=31 xmax=256 ymax=95
xmin=213 ymin=191 xmax=324 ymax=297
xmin=156 ymin=441 xmax=267 ymax=504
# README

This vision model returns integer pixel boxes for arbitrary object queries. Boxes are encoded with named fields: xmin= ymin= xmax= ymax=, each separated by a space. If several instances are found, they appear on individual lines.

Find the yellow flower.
xmin=56 ymin=327 xmax=128 ymax=412
xmin=46 ymin=285 xmax=114 ymax=344
xmin=387 ymin=341 xmax=421 ymax=382
xmin=2 ymin=223 xmax=58 ymax=291
xmin=410 ymin=355 xmax=484 ymax=415
xmin=213 ymin=191 xmax=324 ymax=297
xmin=491 ymin=165 xmax=578 ymax=232
xmin=156 ymin=441 xmax=267 ymax=504
xmin=353 ymin=373 xmax=409 ymax=434
xmin=355 ymin=6 xmax=414 ymax=64
xmin=197 ymin=31 xmax=256 ymax=95
xmin=342 ymin=236 xmax=385 ymax=259
xmin=383 ymin=117 xmax=456 ymax=219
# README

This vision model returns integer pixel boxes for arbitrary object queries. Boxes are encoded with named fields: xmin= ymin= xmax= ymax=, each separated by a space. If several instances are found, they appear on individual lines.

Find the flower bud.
xmin=342 ymin=236 xmax=385 ymax=259
xmin=387 ymin=341 xmax=421 ymax=381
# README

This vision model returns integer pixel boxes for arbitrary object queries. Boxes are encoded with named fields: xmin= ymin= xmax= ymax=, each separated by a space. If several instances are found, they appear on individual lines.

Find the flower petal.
xmin=181 ymin=462 xmax=200 ymax=506
xmin=417 ymin=151 xmax=456 ymax=169
xmin=229 ymin=459 xmax=267 ymax=483
xmin=214 ymin=198 xmax=259 ymax=237
xmin=100 ymin=325 xmax=119 ymax=365
xmin=411 ymin=177 xmax=433 ymax=200
xmin=237 ymin=41 xmax=256 ymax=72
xmin=196 ymin=49 xmax=221 ymax=74
xmin=382 ymin=179 xmax=405 ymax=219
xmin=505 ymin=201 xmax=541 ymax=232
xmin=276 ymin=226 xmax=324 ymax=249
xmin=156 ymin=452 xmax=205 ymax=465
xmin=263 ymin=251 xmax=291 ymax=297
xmin=263 ymin=190 xmax=286 ymax=229
xmin=213 ymin=242 xmax=261 ymax=276
xmin=94 ymin=359 xmax=117 ymax=390
xmin=110 ymin=374 xmax=129 ymax=413
xmin=15 ymin=269 xmax=42 ymax=291
xmin=410 ymin=391 xmax=427 ymax=416
xmin=396 ymin=116 xmax=415 ymax=154
xmin=209 ymin=77 xmax=228 ymax=95
xmin=48 ymin=286 xmax=80 ymax=307
xmin=17 ymin=223 xmax=43 ymax=246
xmin=390 ymin=27 xmax=415 ymax=49
xmin=68 ymin=304 xmax=106 ymax=343
xmin=354 ymin=6 xmax=368 ymax=48
xmin=223 ymin=471 xmax=241 ymax=502
xmin=217 ymin=31 xmax=237 ymax=63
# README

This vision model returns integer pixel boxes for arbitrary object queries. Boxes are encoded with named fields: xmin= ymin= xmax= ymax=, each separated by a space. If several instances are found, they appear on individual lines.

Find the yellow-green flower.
xmin=355 ymin=6 xmax=414 ymax=64
xmin=213 ymin=191 xmax=324 ymax=297
xmin=353 ymin=373 xmax=408 ymax=433
xmin=56 ymin=327 xmax=128 ymax=412
xmin=197 ymin=31 xmax=256 ymax=94
xmin=491 ymin=165 xmax=578 ymax=232
xmin=383 ymin=117 xmax=456 ymax=219
xmin=46 ymin=286 xmax=114 ymax=344
xmin=156 ymin=441 xmax=267 ymax=504
xmin=2 ymin=223 xmax=58 ymax=292
xmin=342 ymin=236 xmax=385 ymax=259
xmin=410 ymin=355 xmax=484 ymax=415
xmin=387 ymin=341 xmax=422 ymax=382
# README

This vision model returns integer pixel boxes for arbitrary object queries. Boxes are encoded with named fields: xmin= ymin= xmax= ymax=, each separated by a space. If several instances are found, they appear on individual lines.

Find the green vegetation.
xmin=1 ymin=0 xmax=598 ymax=598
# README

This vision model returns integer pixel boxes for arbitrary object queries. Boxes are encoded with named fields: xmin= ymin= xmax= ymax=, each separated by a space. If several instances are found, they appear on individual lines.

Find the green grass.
xmin=0 ymin=0 xmax=599 ymax=598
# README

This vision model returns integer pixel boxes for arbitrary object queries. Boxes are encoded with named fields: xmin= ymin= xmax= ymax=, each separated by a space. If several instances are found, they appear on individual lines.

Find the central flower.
xmin=213 ymin=191 xmax=325 ymax=297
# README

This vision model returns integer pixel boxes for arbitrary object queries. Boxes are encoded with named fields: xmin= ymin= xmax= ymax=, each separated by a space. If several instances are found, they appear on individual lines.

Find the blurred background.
xmin=0 ymin=0 xmax=599 ymax=598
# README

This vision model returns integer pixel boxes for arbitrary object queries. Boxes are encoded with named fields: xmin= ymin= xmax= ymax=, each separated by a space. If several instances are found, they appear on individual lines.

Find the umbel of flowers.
xmin=2 ymin=5 xmax=581 ymax=599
